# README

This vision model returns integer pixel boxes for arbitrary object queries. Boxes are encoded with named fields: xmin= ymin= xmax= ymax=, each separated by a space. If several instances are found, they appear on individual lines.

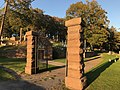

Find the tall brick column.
xmin=65 ymin=18 xmax=85 ymax=90
xmin=25 ymin=31 xmax=38 ymax=75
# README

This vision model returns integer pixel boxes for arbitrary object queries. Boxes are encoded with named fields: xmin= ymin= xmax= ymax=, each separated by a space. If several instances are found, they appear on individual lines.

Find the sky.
xmin=0 ymin=0 xmax=120 ymax=31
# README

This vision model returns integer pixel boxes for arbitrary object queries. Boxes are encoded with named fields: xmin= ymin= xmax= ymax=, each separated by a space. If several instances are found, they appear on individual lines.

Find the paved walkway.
xmin=48 ymin=56 xmax=102 ymax=72
xmin=84 ymin=56 xmax=102 ymax=72
xmin=48 ymin=61 xmax=65 ymax=66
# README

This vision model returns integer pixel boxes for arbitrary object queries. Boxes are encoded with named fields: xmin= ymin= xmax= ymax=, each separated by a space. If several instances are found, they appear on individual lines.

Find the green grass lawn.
xmin=85 ymin=53 xmax=120 ymax=90
xmin=53 ymin=53 xmax=120 ymax=90
xmin=0 ymin=57 xmax=26 ymax=74
xmin=0 ymin=57 xmax=58 ymax=80
xmin=0 ymin=52 xmax=120 ymax=90
xmin=0 ymin=68 xmax=15 ymax=81
xmin=53 ymin=58 xmax=66 ymax=63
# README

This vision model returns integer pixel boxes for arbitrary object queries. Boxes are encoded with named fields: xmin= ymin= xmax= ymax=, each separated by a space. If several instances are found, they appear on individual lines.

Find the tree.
xmin=44 ymin=16 xmax=66 ymax=42
xmin=0 ymin=0 xmax=66 ymax=42
xmin=66 ymin=0 xmax=109 ymax=50
xmin=88 ymin=28 xmax=109 ymax=50
xmin=108 ymin=26 xmax=120 ymax=51
xmin=0 ymin=0 xmax=34 ymax=37
xmin=1 ymin=0 xmax=45 ymax=36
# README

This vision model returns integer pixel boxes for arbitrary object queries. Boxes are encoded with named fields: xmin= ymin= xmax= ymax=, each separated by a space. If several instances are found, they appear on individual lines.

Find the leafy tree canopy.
xmin=66 ymin=0 xmax=110 ymax=49
xmin=0 ymin=0 xmax=66 ymax=41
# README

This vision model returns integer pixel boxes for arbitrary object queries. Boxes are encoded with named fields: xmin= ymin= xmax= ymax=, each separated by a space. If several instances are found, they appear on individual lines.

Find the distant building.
xmin=38 ymin=37 xmax=53 ymax=60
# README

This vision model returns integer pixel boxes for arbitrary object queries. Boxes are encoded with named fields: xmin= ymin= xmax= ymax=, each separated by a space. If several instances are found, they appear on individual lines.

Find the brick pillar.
xmin=25 ymin=31 xmax=38 ymax=75
xmin=65 ymin=18 xmax=85 ymax=90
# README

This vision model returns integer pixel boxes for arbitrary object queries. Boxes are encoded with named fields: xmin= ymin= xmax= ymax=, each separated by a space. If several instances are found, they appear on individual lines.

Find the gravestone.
xmin=65 ymin=18 xmax=85 ymax=90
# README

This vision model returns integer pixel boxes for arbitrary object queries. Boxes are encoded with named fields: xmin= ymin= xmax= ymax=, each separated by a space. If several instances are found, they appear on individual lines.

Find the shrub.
xmin=0 ymin=45 xmax=26 ymax=58
xmin=53 ymin=46 xmax=66 ymax=59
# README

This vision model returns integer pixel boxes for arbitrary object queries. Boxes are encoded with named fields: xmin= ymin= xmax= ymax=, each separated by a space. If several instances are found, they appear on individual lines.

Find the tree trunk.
xmin=90 ymin=44 xmax=94 ymax=51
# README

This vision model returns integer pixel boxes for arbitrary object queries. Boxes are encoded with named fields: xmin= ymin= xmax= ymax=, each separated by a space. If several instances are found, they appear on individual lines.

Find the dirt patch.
xmin=21 ymin=67 xmax=66 ymax=90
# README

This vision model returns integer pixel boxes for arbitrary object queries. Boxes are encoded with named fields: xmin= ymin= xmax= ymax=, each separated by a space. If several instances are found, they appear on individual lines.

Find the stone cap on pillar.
xmin=26 ymin=31 xmax=39 ymax=36
xmin=65 ymin=18 xmax=81 ymax=27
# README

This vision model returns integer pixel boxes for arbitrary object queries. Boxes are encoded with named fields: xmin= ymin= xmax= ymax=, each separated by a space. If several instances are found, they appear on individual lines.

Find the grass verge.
xmin=0 ymin=57 xmax=26 ymax=74
xmin=85 ymin=53 xmax=120 ymax=90
xmin=53 ymin=58 xmax=66 ymax=63
xmin=0 ymin=57 xmax=59 ymax=80
xmin=0 ymin=68 xmax=15 ymax=81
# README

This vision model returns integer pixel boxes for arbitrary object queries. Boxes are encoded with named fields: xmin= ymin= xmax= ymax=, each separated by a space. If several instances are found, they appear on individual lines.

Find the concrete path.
xmin=84 ymin=56 xmax=102 ymax=72
xmin=48 ymin=61 xmax=65 ymax=66
xmin=49 ymin=56 xmax=102 ymax=72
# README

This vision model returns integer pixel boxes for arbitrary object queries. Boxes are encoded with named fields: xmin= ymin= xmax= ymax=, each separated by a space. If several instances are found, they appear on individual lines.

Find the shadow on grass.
xmin=0 ymin=57 xmax=26 ymax=63
xmin=84 ymin=58 xmax=119 ymax=89
xmin=0 ymin=65 xmax=21 ymax=80
xmin=38 ymin=65 xmax=65 ymax=73
xmin=0 ymin=66 xmax=45 ymax=90
xmin=0 ymin=80 xmax=45 ymax=90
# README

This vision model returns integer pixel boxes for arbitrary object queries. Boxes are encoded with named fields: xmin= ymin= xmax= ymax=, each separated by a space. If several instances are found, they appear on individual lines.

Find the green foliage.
xmin=108 ymin=26 xmax=120 ymax=51
xmin=53 ymin=46 xmax=66 ymax=59
xmin=0 ymin=0 xmax=66 ymax=41
xmin=66 ymin=1 xmax=109 ymax=49
xmin=0 ymin=45 xmax=26 ymax=58
xmin=88 ymin=28 xmax=109 ymax=47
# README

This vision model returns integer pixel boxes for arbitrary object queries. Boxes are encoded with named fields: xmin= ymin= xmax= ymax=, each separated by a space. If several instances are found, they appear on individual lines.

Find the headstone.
xmin=6 ymin=37 xmax=8 ymax=39
xmin=119 ymin=51 xmax=120 ymax=54
xmin=1 ymin=36 xmax=3 ymax=40
xmin=65 ymin=18 xmax=85 ymax=90
xmin=24 ymin=34 xmax=26 ymax=41
xmin=109 ymin=51 xmax=112 ymax=55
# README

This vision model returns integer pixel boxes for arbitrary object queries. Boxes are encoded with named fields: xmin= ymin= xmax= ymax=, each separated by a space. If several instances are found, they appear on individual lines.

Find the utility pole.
xmin=0 ymin=0 xmax=9 ymax=41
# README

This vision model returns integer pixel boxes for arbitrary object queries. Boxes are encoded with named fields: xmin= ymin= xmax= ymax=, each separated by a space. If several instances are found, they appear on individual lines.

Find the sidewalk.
xmin=48 ymin=56 xmax=102 ymax=72
xmin=48 ymin=61 xmax=65 ymax=66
